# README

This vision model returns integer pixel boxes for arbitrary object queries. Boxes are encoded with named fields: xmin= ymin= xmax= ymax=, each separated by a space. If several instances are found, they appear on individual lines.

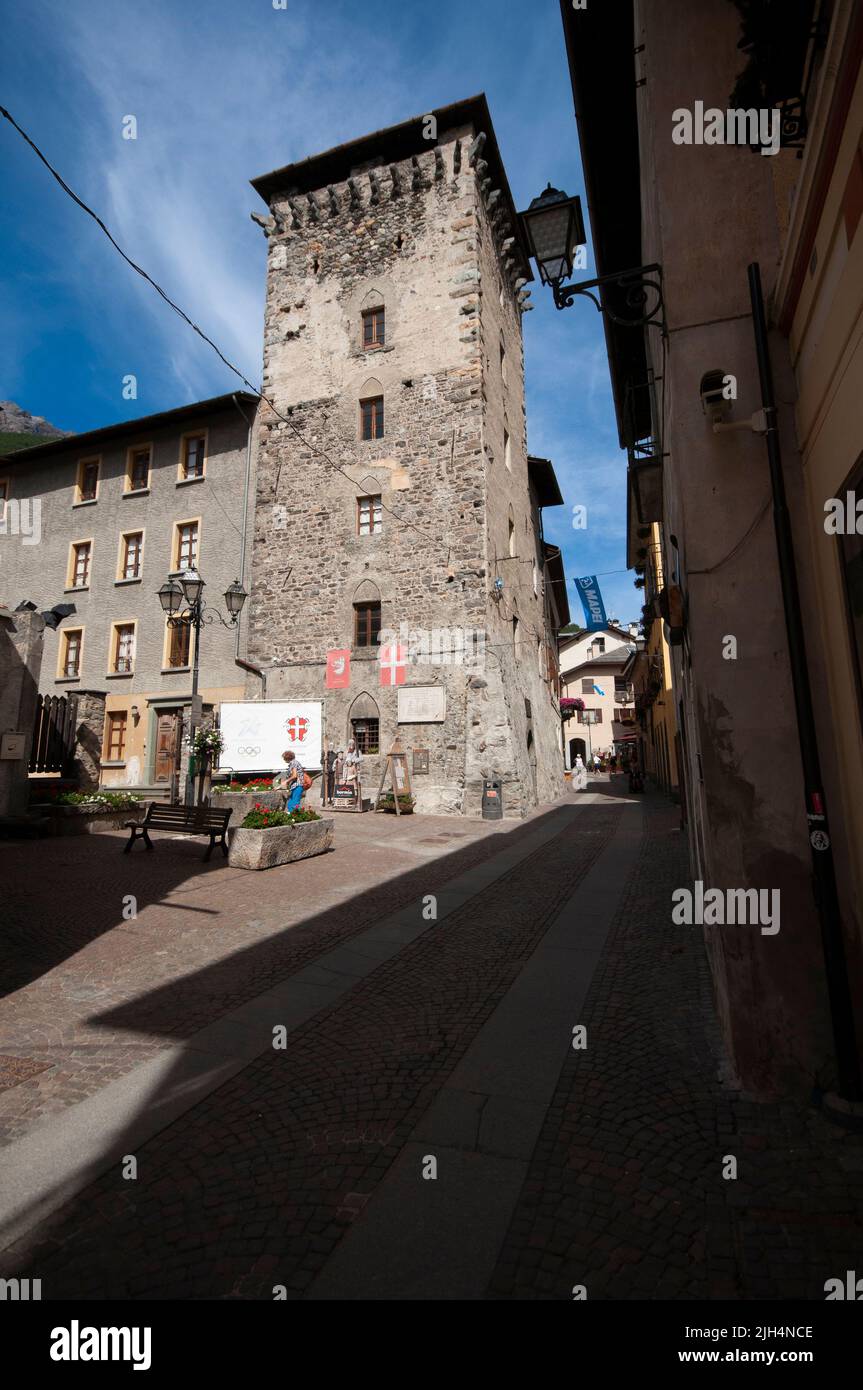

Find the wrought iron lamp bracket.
xmin=166 ymin=603 xmax=237 ymax=631
xmin=552 ymin=263 xmax=666 ymax=334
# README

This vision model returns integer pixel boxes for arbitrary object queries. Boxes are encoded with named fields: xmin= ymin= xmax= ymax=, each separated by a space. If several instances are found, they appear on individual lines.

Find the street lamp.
xmin=520 ymin=184 xmax=586 ymax=290
xmin=179 ymin=567 xmax=205 ymax=607
xmin=223 ymin=578 xmax=247 ymax=620
xmin=156 ymin=569 xmax=247 ymax=804
xmin=157 ymin=578 xmax=183 ymax=617
xmin=518 ymin=182 xmax=666 ymax=330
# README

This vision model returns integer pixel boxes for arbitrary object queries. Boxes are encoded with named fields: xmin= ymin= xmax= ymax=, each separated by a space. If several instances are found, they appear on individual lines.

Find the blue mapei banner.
xmin=575 ymin=575 xmax=608 ymax=631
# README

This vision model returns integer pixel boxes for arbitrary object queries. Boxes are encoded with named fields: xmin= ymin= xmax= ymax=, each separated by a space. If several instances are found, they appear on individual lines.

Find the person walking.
xmin=275 ymin=748 xmax=306 ymax=811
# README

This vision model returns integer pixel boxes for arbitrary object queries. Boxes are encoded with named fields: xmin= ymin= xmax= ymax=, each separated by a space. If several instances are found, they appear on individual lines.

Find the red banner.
xmin=379 ymin=643 xmax=407 ymax=687
xmin=326 ymin=649 xmax=351 ymax=689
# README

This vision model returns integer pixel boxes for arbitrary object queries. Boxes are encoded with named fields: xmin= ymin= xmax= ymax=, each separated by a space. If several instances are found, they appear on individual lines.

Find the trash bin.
xmin=482 ymin=777 xmax=503 ymax=820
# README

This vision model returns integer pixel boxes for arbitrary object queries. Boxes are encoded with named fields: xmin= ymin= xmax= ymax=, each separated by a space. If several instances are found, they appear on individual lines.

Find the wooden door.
xmin=154 ymin=712 xmax=180 ymax=783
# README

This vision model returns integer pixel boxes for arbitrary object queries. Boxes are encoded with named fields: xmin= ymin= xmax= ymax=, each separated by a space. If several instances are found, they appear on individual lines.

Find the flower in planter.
xmin=240 ymin=805 xmax=322 ymax=830
xmin=189 ymin=727 xmax=224 ymax=759
xmin=54 ymin=791 xmax=139 ymax=809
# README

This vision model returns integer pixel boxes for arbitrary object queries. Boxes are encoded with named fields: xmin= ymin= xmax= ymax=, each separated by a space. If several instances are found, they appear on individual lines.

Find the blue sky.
xmin=1 ymin=0 xmax=637 ymax=626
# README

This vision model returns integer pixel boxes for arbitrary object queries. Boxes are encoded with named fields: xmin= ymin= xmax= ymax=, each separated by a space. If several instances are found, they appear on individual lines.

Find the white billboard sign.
xmin=217 ymin=702 xmax=323 ymax=773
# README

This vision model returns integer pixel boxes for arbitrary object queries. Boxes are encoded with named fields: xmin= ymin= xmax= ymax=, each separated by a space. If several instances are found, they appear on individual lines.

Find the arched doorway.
xmin=570 ymin=737 xmax=586 ymax=765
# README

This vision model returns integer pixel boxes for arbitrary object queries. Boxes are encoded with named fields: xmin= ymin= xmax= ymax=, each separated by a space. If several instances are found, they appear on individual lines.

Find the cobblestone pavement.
xmin=0 ymin=803 xmax=620 ymax=1297
xmin=488 ymin=788 xmax=863 ymax=1300
xmin=0 ymin=807 xmax=541 ymax=1144
xmin=2 ymin=780 xmax=862 ymax=1299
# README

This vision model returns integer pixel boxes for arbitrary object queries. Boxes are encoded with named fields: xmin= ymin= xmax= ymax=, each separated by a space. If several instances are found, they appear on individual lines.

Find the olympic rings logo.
xmin=237 ymin=745 xmax=261 ymax=756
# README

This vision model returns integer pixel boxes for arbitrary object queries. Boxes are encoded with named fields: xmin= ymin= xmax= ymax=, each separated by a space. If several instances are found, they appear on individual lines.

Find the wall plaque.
xmin=0 ymin=733 xmax=26 ymax=760
xmin=413 ymin=749 xmax=429 ymax=775
xmin=397 ymin=686 xmax=446 ymax=724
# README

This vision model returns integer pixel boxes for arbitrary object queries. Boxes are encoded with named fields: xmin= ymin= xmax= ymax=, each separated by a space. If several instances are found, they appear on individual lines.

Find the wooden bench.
xmin=123 ymin=803 xmax=233 ymax=860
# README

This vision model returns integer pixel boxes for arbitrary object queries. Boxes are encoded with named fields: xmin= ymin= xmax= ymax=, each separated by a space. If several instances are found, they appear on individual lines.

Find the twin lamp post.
xmin=156 ymin=568 xmax=247 ymax=804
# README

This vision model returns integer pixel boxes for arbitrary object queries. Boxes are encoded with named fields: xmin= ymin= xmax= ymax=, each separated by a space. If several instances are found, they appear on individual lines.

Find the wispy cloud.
xmin=2 ymin=0 xmax=634 ymax=615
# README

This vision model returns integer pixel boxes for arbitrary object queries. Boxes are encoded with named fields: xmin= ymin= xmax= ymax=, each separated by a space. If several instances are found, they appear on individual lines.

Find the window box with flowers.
xmin=227 ymin=802 xmax=334 ymax=870
xmin=559 ymin=697 xmax=585 ymax=718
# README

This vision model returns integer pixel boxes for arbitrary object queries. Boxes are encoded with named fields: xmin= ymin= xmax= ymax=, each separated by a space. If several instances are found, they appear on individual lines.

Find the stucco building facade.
xmin=562 ymin=0 xmax=863 ymax=1097
xmin=0 ymin=394 xmax=257 ymax=795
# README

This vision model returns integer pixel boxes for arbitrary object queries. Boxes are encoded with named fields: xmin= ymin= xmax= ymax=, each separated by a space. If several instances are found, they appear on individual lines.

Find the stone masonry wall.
xmin=246 ymin=117 xmax=564 ymax=814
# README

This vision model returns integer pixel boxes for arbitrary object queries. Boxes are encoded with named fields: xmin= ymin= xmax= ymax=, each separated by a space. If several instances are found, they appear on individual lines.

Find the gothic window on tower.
xmin=354 ymin=600 xmax=381 ymax=647
xmin=360 ymin=396 xmax=384 ymax=440
xmin=357 ymin=494 xmax=382 ymax=536
xmin=362 ymin=307 xmax=385 ymax=349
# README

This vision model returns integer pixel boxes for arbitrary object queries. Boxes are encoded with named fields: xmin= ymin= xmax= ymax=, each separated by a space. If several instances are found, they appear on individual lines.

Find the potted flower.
xmin=190 ymin=727 xmax=224 ymax=761
xmin=376 ymin=793 xmax=416 ymax=814
xmin=228 ymin=801 xmax=334 ymax=870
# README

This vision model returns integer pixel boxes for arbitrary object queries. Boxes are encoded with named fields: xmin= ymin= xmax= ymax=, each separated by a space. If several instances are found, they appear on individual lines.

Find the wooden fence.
xmin=29 ymin=693 xmax=78 ymax=773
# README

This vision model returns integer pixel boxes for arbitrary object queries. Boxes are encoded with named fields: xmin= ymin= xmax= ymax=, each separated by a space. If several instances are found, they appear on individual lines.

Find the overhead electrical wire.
xmin=1 ymin=103 xmax=577 ymax=663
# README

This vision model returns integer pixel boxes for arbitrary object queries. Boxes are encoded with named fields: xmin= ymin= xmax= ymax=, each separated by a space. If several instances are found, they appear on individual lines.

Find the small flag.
xmin=593 ymin=683 xmax=605 ymax=696
xmin=326 ymin=649 xmax=351 ymax=689
xmin=379 ymin=643 xmax=407 ymax=687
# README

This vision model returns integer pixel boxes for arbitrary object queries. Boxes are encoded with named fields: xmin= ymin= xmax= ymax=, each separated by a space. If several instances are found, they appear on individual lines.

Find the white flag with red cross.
xmin=379 ymin=643 xmax=407 ymax=687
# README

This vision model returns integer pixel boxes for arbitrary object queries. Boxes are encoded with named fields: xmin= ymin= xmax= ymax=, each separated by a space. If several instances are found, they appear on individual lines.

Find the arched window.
xmin=361 ymin=291 xmax=385 ymax=349
xmin=348 ymin=692 xmax=380 ymax=754
xmin=508 ymin=508 xmax=516 ymax=558
xmin=359 ymin=377 xmax=384 ymax=439
xmin=353 ymin=579 xmax=381 ymax=647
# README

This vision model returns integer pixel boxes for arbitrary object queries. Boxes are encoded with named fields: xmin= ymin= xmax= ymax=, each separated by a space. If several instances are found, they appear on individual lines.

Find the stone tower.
xmin=246 ymin=95 xmax=566 ymax=815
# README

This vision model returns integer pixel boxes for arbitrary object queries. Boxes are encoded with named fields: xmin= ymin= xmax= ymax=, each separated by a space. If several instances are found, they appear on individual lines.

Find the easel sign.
xmin=374 ymin=737 xmax=413 ymax=815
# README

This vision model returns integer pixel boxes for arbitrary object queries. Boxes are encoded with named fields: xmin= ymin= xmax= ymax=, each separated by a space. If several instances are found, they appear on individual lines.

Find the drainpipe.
xmin=235 ymin=656 xmax=267 ymax=701
xmin=231 ymin=392 xmax=256 ymax=661
xmin=748 ymin=262 xmax=862 ymax=1105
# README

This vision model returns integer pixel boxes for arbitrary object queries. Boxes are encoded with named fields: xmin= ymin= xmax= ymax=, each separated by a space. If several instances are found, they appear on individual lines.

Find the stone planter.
xmin=210 ymin=789 xmax=286 ymax=823
xmin=32 ymin=803 xmax=140 ymax=837
xmin=227 ymin=816 xmax=334 ymax=870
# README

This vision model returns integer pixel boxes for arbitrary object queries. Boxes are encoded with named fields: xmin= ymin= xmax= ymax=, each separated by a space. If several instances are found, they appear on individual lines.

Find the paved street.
xmin=1 ymin=777 xmax=862 ymax=1299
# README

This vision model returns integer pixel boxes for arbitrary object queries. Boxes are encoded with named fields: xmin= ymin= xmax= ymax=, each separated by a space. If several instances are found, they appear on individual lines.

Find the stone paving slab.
xmin=310 ymin=1142 xmax=528 ymax=1301
xmin=307 ymin=800 xmax=642 ymax=1298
